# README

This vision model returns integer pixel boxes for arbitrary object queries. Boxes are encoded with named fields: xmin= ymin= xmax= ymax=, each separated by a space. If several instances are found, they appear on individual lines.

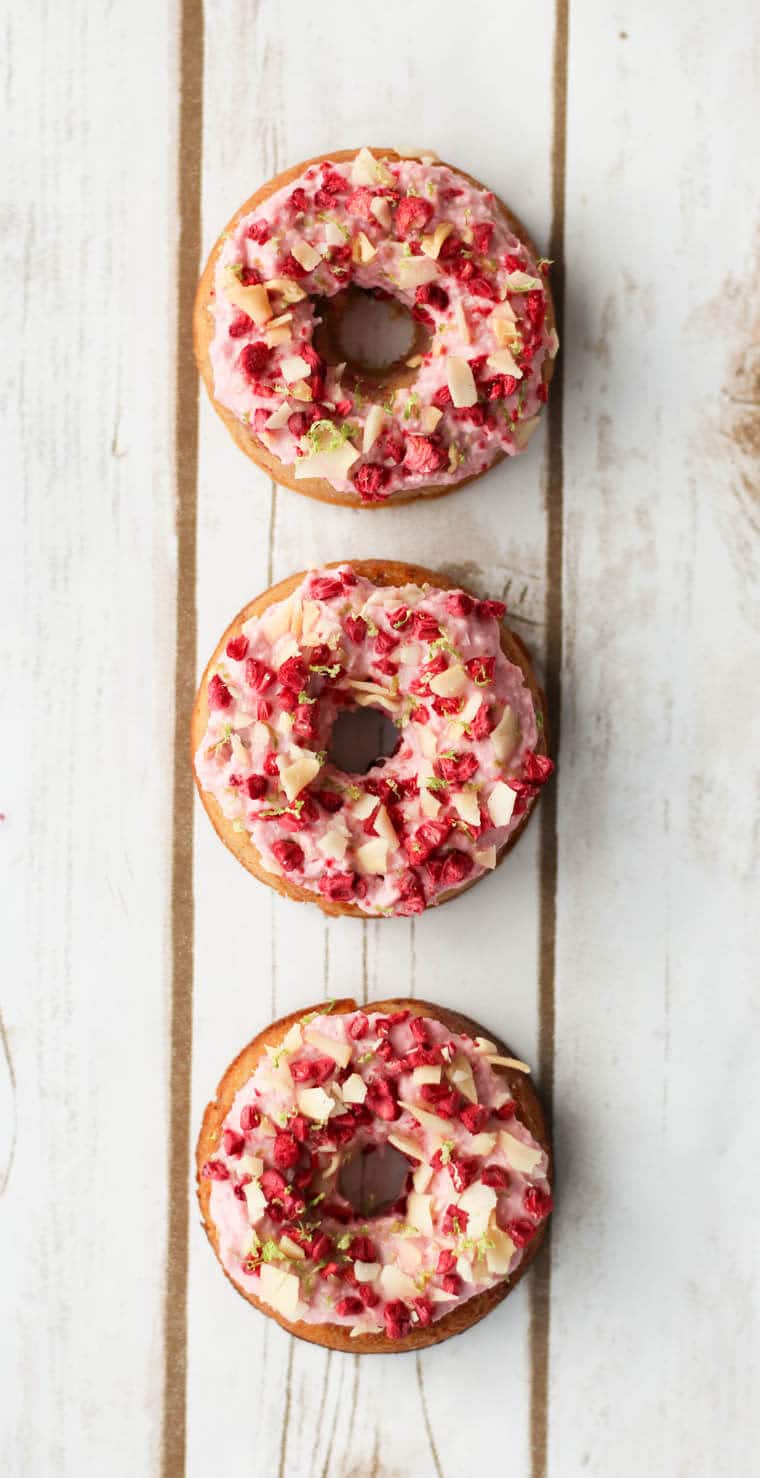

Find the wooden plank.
xmin=551 ymin=5 xmax=760 ymax=1475
xmin=186 ymin=3 xmax=558 ymax=1474
xmin=0 ymin=3 xmax=178 ymax=1474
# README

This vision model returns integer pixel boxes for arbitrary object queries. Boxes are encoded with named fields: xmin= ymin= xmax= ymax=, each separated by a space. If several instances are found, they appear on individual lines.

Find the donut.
xmin=194 ymin=148 xmax=558 ymax=508
xmin=197 ymin=997 xmax=553 ymax=1352
xmin=191 ymin=560 xmax=553 ymax=918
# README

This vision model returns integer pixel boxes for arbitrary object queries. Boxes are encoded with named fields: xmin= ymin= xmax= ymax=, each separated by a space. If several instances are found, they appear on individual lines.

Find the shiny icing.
xmin=208 ymin=149 xmax=558 ymax=501
xmin=202 ymin=1007 xmax=553 ymax=1339
xmin=194 ymin=565 xmax=553 ymax=916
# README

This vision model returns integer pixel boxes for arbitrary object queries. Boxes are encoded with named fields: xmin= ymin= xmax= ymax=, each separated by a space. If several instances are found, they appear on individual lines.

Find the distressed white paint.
xmin=1 ymin=1 xmax=178 ymax=1475
xmin=4 ymin=1 xmax=759 ymax=1475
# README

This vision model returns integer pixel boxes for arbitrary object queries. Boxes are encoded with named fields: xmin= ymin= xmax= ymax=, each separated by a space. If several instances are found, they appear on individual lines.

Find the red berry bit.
xmin=238 ymin=342 xmax=271 ymax=381
xmin=403 ymin=434 xmax=447 ymax=477
xmin=240 ymin=1103 xmax=261 ymax=1132
xmin=383 ymin=1299 xmax=412 ymax=1340
xmin=226 ymin=634 xmax=249 ymax=661
xmin=208 ymin=674 xmax=232 ymax=709
xmin=201 ymin=1159 xmax=229 ymax=1181
xmin=273 ymin=1131 xmax=300 ymax=1170
xmin=481 ymin=1165 xmax=510 ymax=1190
xmin=395 ymin=196 xmax=434 ymax=238
xmin=271 ymin=839 xmax=304 ymax=873
xmin=365 ymin=1077 xmax=399 ymax=1121
xmin=335 ymin=1296 xmax=364 ymax=1318
xmin=524 ymin=1186 xmax=554 ymax=1221
xmin=506 ymin=1219 xmax=537 ymax=1249
xmin=289 ymin=1055 xmax=335 ymax=1086
xmin=222 ymin=1129 xmax=245 ymax=1157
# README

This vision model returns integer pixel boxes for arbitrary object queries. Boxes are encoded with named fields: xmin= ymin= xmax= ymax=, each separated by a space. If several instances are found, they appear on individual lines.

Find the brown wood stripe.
xmin=530 ymin=2 xmax=569 ymax=1475
xmin=161 ymin=0 xmax=204 ymax=1473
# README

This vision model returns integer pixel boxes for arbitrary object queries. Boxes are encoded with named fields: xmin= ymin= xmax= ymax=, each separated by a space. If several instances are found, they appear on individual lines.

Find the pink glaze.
xmin=194 ymin=565 xmax=553 ymax=916
xmin=208 ymin=149 xmax=558 ymax=502
xmin=203 ymin=1007 xmax=552 ymax=1339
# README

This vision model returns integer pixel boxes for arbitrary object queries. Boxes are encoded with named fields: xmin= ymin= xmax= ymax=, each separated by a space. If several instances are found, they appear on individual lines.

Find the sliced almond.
xmin=396 ymin=254 xmax=440 ymax=290
xmin=475 ymin=845 xmax=497 ymax=870
xmin=488 ymin=1055 xmax=531 ymax=1073
xmin=457 ymin=1181 xmax=497 ymax=1238
xmin=265 ymin=402 xmax=293 ymax=430
xmin=487 ymin=347 xmax=523 ymax=379
xmin=352 ymin=230 xmax=377 ymax=264
xmin=290 ymin=238 xmax=321 ymax=273
xmin=297 ymin=1086 xmax=335 ymax=1121
xmin=420 ymin=222 xmax=454 ymax=259
xmin=487 ymin=780 xmax=517 ymax=828
xmin=264 ymin=277 xmax=308 ymax=306
xmin=454 ymin=300 xmax=471 ymax=345
xmin=280 ymin=1234 xmax=306 ymax=1260
xmin=353 ymin=1259 xmax=380 ymax=1282
xmin=452 ymin=789 xmax=480 ymax=827
xmin=257 ymin=1264 xmax=303 ymax=1318
xmin=446 ymin=356 xmax=478 ymax=408
xmin=280 ymin=354 xmax=311 ymax=384
xmin=224 ymin=270 xmax=273 ymax=324
xmin=398 ymin=1099 xmax=452 ymax=1138
xmin=355 ymin=838 xmax=389 ymax=875
xmin=370 ymin=196 xmax=392 ymax=229
xmin=305 ymin=1027 xmax=351 ymax=1068
xmin=352 ymin=147 xmax=394 ymax=188
xmin=420 ymin=405 xmax=442 ymax=434
xmin=486 ymin=1225 xmax=517 ymax=1276
xmin=362 ymin=404 xmax=386 ymax=453
xmin=317 ymin=829 xmax=348 ymax=861
xmin=513 ymin=415 xmax=541 ymax=449
xmin=490 ymin=704 xmax=519 ymax=761
xmin=288 ymin=379 xmax=313 ymax=402
xmin=407 ymin=1192 xmax=433 ymax=1236
xmin=499 ymin=1130 xmax=543 ymax=1172
xmin=420 ymin=788 xmax=441 ymax=819
xmin=293 ymin=441 xmax=359 ymax=482
xmin=504 ymin=270 xmax=542 ymax=293
xmin=412 ymin=1064 xmax=442 ymax=1086
xmin=280 ymin=751 xmax=321 ymax=800
xmin=341 ymin=1073 xmax=367 ymax=1105
xmin=373 ymin=803 xmax=398 ymax=850
xmin=428 ymin=663 xmax=467 ymax=697
xmin=388 ymin=1131 xmax=425 ymax=1161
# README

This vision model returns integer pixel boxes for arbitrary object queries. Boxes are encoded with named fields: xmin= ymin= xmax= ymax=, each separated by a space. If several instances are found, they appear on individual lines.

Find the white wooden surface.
xmin=3 ymin=3 xmax=759 ymax=1475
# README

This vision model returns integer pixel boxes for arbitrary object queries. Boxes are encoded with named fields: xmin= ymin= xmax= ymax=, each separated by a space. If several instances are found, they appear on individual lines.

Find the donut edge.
xmin=190 ymin=558 xmax=550 ymax=920
xmin=196 ymin=996 xmax=553 ymax=1354
xmin=193 ymin=147 xmax=557 ymax=509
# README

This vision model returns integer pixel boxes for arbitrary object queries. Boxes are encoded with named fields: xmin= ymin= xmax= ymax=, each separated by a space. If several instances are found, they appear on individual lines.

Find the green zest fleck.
xmin=260 ymin=1241 xmax=283 ymax=1263
xmin=439 ymin=1139 xmax=455 ymax=1164
xmin=309 ymin=662 xmax=341 ymax=677
xmin=297 ymin=690 xmax=316 ymax=705
xmin=426 ymin=777 xmax=448 ymax=793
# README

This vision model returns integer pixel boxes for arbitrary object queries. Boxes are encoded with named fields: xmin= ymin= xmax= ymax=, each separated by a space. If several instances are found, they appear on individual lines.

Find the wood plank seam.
xmin=530 ymin=2 xmax=569 ymax=1475
xmin=161 ymin=1 xmax=204 ymax=1474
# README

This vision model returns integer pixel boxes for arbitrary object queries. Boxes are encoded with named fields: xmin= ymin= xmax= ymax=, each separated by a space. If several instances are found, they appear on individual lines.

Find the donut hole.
xmin=338 ymin=1142 xmax=410 ymax=1219
xmin=315 ymin=287 xmax=430 ymax=389
xmin=327 ymin=705 xmax=400 ymax=775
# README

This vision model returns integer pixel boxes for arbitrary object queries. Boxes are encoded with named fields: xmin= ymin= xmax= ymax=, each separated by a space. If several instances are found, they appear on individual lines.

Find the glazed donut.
xmin=197 ymin=997 xmax=553 ymax=1352
xmin=192 ymin=560 xmax=552 ymax=918
xmin=194 ymin=148 xmax=558 ymax=508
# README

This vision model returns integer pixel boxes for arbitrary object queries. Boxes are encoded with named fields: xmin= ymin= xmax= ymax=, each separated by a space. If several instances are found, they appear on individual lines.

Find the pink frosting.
xmin=194 ymin=565 xmax=553 ymax=916
xmin=207 ymin=150 xmax=558 ymax=502
xmin=202 ymin=1007 xmax=552 ymax=1339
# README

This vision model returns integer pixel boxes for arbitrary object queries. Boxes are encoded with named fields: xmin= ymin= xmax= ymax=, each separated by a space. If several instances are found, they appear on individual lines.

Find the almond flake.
xmin=224 ymin=271 xmax=273 ymax=324
xmin=355 ymin=838 xmax=389 ymax=875
xmin=280 ymin=751 xmax=321 ymax=800
xmin=362 ymin=404 xmax=386 ymax=453
xmin=499 ymin=1130 xmax=542 ymax=1172
xmin=429 ymin=663 xmax=467 ymax=697
xmin=290 ymin=238 xmax=321 ymax=272
xmin=487 ymin=347 xmax=523 ymax=379
xmin=446 ymin=356 xmax=478 ymax=408
xmin=370 ymin=196 xmax=392 ymax=229
xmin=420 ymin=222 xmax=454 ymax=259
xmin=487 ymin=780 xmax=517 ymax=828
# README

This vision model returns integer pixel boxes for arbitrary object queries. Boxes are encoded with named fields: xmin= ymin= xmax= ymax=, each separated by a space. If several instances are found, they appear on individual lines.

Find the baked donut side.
xmin=196 ymin=997 xmax=552 ymax=1353
xmin=191 ymin=559 xmax=551 ymax=920
xmin=194 ymin=148 xmax=557 ymax=508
